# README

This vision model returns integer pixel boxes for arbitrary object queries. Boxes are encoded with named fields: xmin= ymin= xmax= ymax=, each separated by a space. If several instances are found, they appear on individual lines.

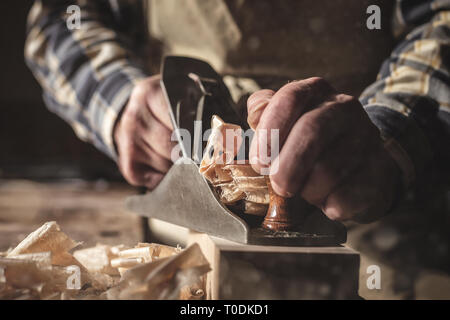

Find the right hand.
xmin=114 ymin=75 xmax=176 ymax=190
xmin=246 ymin=78 xmax=401 ymax=223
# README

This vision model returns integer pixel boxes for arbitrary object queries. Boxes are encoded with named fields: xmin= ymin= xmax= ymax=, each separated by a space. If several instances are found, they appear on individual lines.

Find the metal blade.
xmin=160 ymin=56 xmax=245 ymax=162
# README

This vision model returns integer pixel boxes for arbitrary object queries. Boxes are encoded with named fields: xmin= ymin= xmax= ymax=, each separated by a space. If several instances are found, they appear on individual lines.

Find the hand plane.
xmin=126 ymin=56 xmax=346 ymax=246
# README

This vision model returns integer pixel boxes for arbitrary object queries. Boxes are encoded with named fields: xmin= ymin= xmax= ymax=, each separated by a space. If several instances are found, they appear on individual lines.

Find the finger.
xmin=247 ymin=89 xmax=275 ymax=129
xmin=138 ymin=113 xmax=176 ymax=161
xmin=120 ymin=160 xmax=165 ymax=190
xmin=322 ymin=171 xmax=373 ymax=221
xmin=119 ymin=135 xmax=172 ymax=176
xmin=141 ymin=168 xmax=166 ymax=190
xmin=322 ymin=163 xmax=377 ymax=221
xmin=144 ymin=76 xmax=174 ymax=130
xmin=133 ymin=143 xmax=173 ymax=174
xmin=250 ymin=78 xmax=335 ymax=171
xmin=270 ymin=94 xmax=363 ymax=197
xmin=299 ymin=131 xmax=372 ymax=206
xmin=321 ymin=149 xmax=395 ymax=222
xmin=257 ymin=77 xmax=335 ymax=147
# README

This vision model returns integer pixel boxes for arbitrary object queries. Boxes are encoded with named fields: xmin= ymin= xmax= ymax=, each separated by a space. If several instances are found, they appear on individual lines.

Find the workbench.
xmin=2 ymin=179 xmax=446 ymax=300
xmin=1 ymin=179 xmax=361 ymax=299
xmin=0 ymin=179 xmax=142 ymax=252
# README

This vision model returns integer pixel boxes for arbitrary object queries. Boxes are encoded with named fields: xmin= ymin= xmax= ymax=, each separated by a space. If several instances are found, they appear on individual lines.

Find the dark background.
xmin=0 ymin=1 xmax=120 ymax=180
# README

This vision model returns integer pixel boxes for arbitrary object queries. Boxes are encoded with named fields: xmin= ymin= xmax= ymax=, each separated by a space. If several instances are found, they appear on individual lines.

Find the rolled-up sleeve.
xmin=25 ymin=0 xmax=148 ymax=160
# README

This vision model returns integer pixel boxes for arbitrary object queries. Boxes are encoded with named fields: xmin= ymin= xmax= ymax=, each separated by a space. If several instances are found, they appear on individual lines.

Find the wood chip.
xmin=199 ymin=116 xmax=270 ymax=215
xmin=1 ymin=222 xmax=209 ymax=300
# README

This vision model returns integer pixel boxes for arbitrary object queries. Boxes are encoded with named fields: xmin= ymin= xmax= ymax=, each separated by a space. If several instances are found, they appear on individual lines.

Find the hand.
xmin=247 ymin=77 xmax=401 ymax=223
xmin=114 ymin=75 xmax=176 ymax=190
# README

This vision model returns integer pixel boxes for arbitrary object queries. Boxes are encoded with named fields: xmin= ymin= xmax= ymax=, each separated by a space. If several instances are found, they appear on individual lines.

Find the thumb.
xmin=247 ymin=89 xmax=275 ymax=130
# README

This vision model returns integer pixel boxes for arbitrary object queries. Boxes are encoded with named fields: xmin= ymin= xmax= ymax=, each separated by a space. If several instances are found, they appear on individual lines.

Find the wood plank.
xmin=188 ymin=231 xmax=360 ymax=299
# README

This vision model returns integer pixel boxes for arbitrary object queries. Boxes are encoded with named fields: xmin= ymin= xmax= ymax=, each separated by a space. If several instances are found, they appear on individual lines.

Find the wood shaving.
xmin=199 ymin=116 xmax=269 ymax=215
xmin=0 ymin=221 xmax=209 ymax=300
xmin=244 ymin=201 xmax=269 ymax=216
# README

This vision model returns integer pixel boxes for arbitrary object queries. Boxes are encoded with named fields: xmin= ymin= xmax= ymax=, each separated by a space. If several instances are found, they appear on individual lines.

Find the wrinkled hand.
xmin=247 ymin=77 xmax=401 ymax=223
xmin=114 ymin=75 xmax=176 ymax=190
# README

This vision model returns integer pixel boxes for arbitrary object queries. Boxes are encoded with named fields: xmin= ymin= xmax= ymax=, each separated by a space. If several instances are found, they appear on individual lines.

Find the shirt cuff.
xmin=364 ymin=104 xmax=433 ymax=189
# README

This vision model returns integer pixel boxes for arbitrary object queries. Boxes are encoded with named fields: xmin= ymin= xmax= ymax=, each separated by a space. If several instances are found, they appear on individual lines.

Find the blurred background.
xmin=0 ymin=1 xmax=121 ymax=181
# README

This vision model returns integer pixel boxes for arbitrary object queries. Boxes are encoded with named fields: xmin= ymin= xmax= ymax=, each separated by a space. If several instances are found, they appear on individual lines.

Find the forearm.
xmin=360 ymin=5 xmax=450 ymax=189
xmin=25 ymin=0 xmax=148 ymax=159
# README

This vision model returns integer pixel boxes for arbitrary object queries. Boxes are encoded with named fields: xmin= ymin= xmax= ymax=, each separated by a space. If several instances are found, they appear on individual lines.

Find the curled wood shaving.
xmin=200 ymin=115 xmax=243 ymax=174
xmin=244 ymin=201 xmax=268 ymax=216
xmin=199 ymin=116 xmax=269 ymax=215
xmin=107 ymin=244 xmax=209 ymax=300
xmin=7 ymin=221 xmax=81 ymax=267
xmin=0 ymin=222 xmax=208 ymax=300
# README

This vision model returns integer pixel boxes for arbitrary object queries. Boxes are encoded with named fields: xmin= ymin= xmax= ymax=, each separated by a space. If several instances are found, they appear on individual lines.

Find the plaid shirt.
xmin=361 ymin=1 xmax=450 ymax=187
xmin=25 ymin=0 xmax=450 ymax=188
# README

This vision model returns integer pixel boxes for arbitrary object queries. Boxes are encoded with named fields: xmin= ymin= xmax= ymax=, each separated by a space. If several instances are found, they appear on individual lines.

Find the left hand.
xmin=247 ymin=77 xmax=401 ymax=223
xmin=114 ymin=75 xmax=175 ymax=190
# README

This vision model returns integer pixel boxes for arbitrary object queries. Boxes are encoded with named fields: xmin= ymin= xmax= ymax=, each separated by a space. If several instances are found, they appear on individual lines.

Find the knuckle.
xmin=147 ymin=78 xmax=161 ymax=94
xmin=304 ymin=76 xmax=333 ymax=93
xmin=297 ymin=113 xmax=321 ymax=137
xmin=276 ymin=77 xmax=334 ymax=111
xmin=125 ymin=107 xmax=140 ymax=123
xmin=269 ymin=92 xmax=298 ymax=115
xmin=247 ymin=90 xmax=273 ymax=112
xmin=324 ymin=208 xmax=345 ymax=221
xmin=122 ymin=100 xmax=142 ymax=123
xmin=132 ymin=81 xmax=148 ymax=98
xmin=121 ymin=163 xmax=140 ymax=186
xmin=131 ymin=77 xmax=160 ymax=100
xmin=305 ymin=76 xmax=327 ymax=87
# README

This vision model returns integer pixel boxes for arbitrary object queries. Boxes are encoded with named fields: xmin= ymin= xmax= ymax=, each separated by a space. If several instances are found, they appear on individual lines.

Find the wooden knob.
xmin=262 ymin=176 xmax=294 ymax=231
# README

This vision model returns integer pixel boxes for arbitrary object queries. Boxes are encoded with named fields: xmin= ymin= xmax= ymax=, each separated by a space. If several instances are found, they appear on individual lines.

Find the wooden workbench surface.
xmin=0 ymin=179 xmax=143 ymax=252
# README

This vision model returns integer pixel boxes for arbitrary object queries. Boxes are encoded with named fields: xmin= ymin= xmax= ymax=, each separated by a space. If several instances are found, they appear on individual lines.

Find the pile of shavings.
xmin=0 ymin=221 xmax=209 ymax=300
xmin=199 ymin=115 xmax=269 ymax=216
